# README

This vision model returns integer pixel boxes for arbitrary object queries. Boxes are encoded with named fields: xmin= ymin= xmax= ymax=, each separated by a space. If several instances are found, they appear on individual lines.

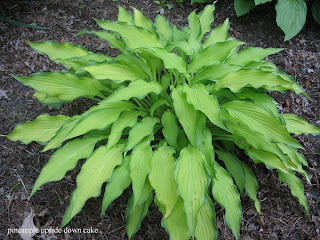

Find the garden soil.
xmin=0 ymin=0 xmax=319 ymax=239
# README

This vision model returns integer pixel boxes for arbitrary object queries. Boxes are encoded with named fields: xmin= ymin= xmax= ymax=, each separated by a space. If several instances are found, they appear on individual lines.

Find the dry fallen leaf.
xmin=19 ymin=208 xmax=39 ymax=240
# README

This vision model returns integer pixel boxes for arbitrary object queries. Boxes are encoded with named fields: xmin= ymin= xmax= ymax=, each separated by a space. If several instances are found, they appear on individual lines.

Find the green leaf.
xmin=275 ymin=0 xmax=307 ymax=41
xmin=283 ymin=114 xmax=320 ymax=136
xmin=166 ymin=41 xmax=193 ymax=56
xmin=213 ymin=69 xmax=304 ymax=94
xmin=139 ymin=47 xmax=187 ymax=73
xmin=223 ymin=100 xmax=302 ymax=149
xmin=62 ymin=144 xmax=124 ymax=227
xmin=130 ymin=140 xmax=153 ymax=208
xmin=242 ymin=164 xmax=261 ymax=213
xmin=7 ymin=114 xmax=69 ymax=144
xmin=126 ymin=191 xmax=153 ymax=239
xmin=100 ymin=80 xmax=162 ymax=104
xmin=216 ymin=150 xmax=245 ymax=193
xmin=156 ymin=198 xmax=191 ymax=240
xmin=79 ymin=62 xmax=147 ymax=82
xmin=216 ymin=150 xmax=261 ymax=213
xmin=102 ymin=156 xmax=131 ymax=214
xmin=172 ymin=25 xmax=188 ymax=42
xmin=235 ymin=89 xmax=280 ymax=119
xmin=150 ymin=99 xmax=170 ymax=117
xmin=155 ymin=15 xmax=172 ymax=42
xmin=42 ymin=115 xmax=81 ymax=152
xmin=234 ymin=0 xmax=255 ymax=17
xmin=195 ymin=199 xmax=218 ymax=240
xmin=61 ymin=53 xmax=112 ymax=71
xmin=212 ymin=163 xmax=241 ymax=239
xmin=198 ymin=4 xmax=215 ymax=39
xmin=221 ymin=118 xmax=294 ymax=172
xmin=31 ymin=136 xmax=102 ymax=197
xmin=107 ymin=110 xmax=144 ymax=149
xmin=95 ymin=20 xmax=163 ymax=49
xmin=133 ymin=8 xmax=154 ymax=33
xmin=162 ymin=110 xmax=180 ymax=150
xmin=248 ymin=149 xmax=289 ymax=173
xmin=149 ymin=143 xmax=178 ymax=217
xmin=33 ymin=92 xmax=66 ymax=109
xmin=192 ymin=63 xmax=241 ymax=83
xmin=27 ymin=41 xmax=89 ymax=65
xmin=184 ymin=84 xmax=226 ymax=130
xmin=204 ymin=18 xmax=229 ymax=47
xmin=0 ymin=16 xmax=50 ymax=30
xmin=12 ymin=72 xmax=104 ymax=101
xmin=118 ymin=6 xmax=132 ymax=24
xmin=254 ymin=0 xmax=272 ymax=4
xmin=278 ymin=143 xmax=310 ymax=182
xmin=175 ymin=146 xmax=208 ymax=235
xmin=125 ymin=117 xmax=159 ymax=151
xmin=278 ymin=170 xmax=309 ymax=212
xmin=312 ymin=0 xmax=320 ymax=25
xmin=188 ymin=40 xmax=244 ymax=73
xmin=226 ymin=47 xmax=283 ymax=66
xmin=44 ymin=102 xmax=132 ymax=151
xmin=172 ymin=86 xmax=197 ymax=146
xmin=76 ymin=30 xmax=127 ymax=52
xmin=65 ymin=102 xmax=132 ymax=140
xmin=187 ymin=11 xmax=201 ymax=55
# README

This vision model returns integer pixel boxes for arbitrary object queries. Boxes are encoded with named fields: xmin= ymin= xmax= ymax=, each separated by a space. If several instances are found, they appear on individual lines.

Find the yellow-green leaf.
xmin=12 ymin=72 xmax=104 ymax=101
xmin=195 ymin=199 xmax=217 ymax=240
xmin=130 ymin=140 xmax=153 ymax=208
xmin=62 ymin=144 xmax=124 ymax=227
xmin=184 ymin=84 xmax=226 ymax=130
xmin=31 ymin=136 xmax=103 ymax=197
xmin=149 ymin=143 xmax=178 ymax=218
xmin=100 ymin=80 xmax=162 ymax=104
xmin=278 ymin=170 xmax=309 ymax=212
xmin=283 ymin=113 xmax=320 ymax=136
xmin=175 ymin=146 xmax=208 ymax=235
xmin=204 ymin=18 xmax=229 ymax=47
xmin=212 ymin=163 xmax=241 ymax=239
xmin=79 ymin=62 xmax=147 ymax=82
xmin=125 ymin=117 xmax=159 ymax=151
xmin=102 ymin=156 xmax=131 ymax=214
xmin=7 ymin=114 xmax=69 ymax=144
xmin=188 ymin=40 xmax=244 ymax=72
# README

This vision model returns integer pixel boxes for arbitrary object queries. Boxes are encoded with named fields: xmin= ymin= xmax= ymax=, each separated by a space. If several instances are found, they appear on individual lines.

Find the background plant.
xmin=5 ymin=4 xmax=320 ymax=240
xmin=234 ymin=0 xmax=320 ymax=40
xmin=176 ymin=0 xmax=320 ymax=41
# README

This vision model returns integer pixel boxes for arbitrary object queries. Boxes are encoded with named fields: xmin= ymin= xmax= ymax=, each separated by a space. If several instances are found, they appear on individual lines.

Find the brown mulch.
xmin=0 ymin=0 xmax=319 ymax=239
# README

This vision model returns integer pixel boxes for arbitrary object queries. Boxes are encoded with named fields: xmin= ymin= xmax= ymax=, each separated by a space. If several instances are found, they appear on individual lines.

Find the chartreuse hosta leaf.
xmin=7 ymin=114 xmax=69 ymax=144
xmin=7 ymin=3 xmax=318 ymax=240
xmin=283 ymin=113 xmax=320 ymax=136
xmin=130 ymin=139 xmax=153 ymax=208
xmin=62 ymin=144 xmax=124 ymax=227
xmin=80 ymin=62 xmax=147 ymax=82
xmin=101 ymin=156 xmax=131 ymax=214
xmin=149 ymin=143 xmax=178 ymax=217
xmin=195 ymin=199 xmax=218 ymax=240
xmin=203 ymin=18 xmax=230 ymax=47
xmin=216 ymin=150 xmax=261 ymax=213
xmin=156 ymin=197 xmax=191 ymax=240
xmin=212 ymin=163 xmax=242 ymax=239
xmin=27 ymin=41 xmax=90 ymax=65
xmin=31 ymin=136 xmax=104 ymax=197
xmin=175 ymin=146 xmax=208 ymax=235
xmin=12 ymin=72 xmax=104 ymax=102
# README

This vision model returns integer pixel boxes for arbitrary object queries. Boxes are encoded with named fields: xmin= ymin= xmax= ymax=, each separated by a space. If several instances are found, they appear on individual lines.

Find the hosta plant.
xmin=6 ymin=4 xmax=320 ymax=240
